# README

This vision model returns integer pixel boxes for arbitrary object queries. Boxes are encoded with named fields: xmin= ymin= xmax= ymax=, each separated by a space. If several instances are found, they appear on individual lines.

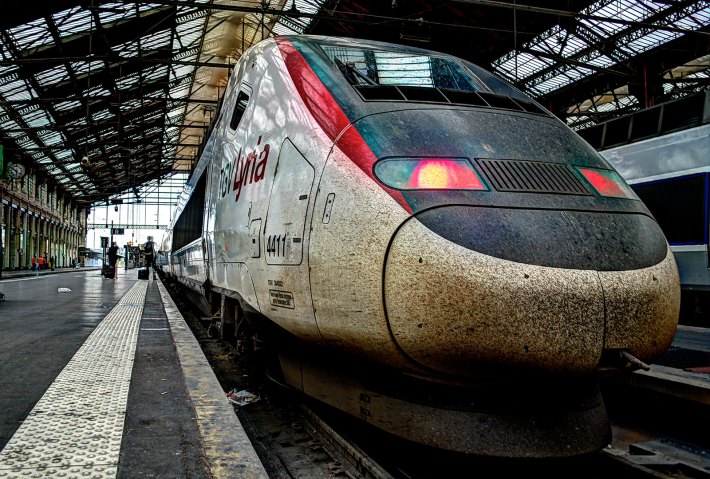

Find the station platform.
xmin=0 ymin=269 xmax=268 ymax=478
xmin=0 ymin=269 xmax=707 ymax=478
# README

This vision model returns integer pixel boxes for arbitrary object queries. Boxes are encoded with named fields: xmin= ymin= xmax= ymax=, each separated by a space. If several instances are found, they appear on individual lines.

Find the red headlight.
xmin=375 ymin=158 xmax=487 ymax=190
xmin=577 ymin=167 xmax=637 ymax=199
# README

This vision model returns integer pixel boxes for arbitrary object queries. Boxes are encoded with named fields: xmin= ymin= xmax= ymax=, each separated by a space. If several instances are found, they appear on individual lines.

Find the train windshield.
xmin=321 ymin=45 xmax=485 ymax=92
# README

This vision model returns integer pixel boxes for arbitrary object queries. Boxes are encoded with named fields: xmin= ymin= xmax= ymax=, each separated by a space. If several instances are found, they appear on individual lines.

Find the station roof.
xmin=1 ymin=0 xmax=708 ymax=205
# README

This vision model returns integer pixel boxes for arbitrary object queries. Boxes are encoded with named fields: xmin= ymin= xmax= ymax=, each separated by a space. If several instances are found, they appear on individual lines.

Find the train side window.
xmin=229 ymin=90 xmax=250 ymax=131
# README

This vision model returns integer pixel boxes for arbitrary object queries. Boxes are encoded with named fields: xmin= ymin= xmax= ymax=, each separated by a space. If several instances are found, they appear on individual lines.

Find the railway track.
xmin=166 ymin=282 xmax=710 ymax=479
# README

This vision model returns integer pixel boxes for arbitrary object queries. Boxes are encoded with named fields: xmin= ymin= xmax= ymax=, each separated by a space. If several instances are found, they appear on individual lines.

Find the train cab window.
xmin=229 ymin=90 xmax=250 ymax=131
xmin=322 ymin=45 xmax=485 ymax=93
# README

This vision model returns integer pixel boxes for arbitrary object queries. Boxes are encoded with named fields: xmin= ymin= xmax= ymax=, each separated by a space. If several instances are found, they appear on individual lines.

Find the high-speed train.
xmin=161 ymin=35 xmax=680 ymax=458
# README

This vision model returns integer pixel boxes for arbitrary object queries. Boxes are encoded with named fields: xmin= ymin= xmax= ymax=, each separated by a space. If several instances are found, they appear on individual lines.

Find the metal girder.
xmin=16 ymin=7 xmax=176 ymax=72
xmin=509 ymin=0 xmax=709 ymax=92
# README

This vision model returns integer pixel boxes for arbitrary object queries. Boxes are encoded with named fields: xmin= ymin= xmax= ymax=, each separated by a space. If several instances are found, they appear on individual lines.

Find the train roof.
xmin=277 ymin=34 xmax=460 ymax=58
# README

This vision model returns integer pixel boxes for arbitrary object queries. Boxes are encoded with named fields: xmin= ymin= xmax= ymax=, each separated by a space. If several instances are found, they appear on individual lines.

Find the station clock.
xmin=6 ymin=162 xmax=26 ymax=179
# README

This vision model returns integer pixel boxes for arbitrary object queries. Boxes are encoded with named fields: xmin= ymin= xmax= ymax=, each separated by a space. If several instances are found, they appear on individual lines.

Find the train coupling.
xmin=620 ymin=350 xmax=651 ymax=371
xmin=596 ymin=349 xmax=651 ymax=376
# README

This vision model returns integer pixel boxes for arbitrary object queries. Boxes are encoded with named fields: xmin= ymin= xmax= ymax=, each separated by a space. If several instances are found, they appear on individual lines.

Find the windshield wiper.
xmin=334 ymin=58 xmax=378 ymax=86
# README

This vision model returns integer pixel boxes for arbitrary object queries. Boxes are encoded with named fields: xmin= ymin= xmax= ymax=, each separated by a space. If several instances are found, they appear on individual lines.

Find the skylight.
xmin=493 ymin=0 xmax=710 ymax=97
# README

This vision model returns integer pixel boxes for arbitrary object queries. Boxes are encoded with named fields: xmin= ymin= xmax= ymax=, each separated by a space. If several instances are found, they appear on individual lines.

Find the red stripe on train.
xmin=276 ymin=38 xmax=412 ymax=214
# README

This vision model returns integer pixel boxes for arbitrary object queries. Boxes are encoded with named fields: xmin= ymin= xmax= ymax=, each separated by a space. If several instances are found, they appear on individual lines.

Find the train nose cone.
xmin=384 ymin=207 xmax=679 ymax=378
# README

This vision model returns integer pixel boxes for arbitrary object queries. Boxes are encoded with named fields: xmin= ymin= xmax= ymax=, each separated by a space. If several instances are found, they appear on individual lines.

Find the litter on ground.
xmin=227 ymin=388 xmax=260 ymax=406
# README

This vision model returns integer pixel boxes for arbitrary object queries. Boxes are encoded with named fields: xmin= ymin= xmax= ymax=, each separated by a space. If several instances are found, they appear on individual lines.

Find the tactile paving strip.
xmin=0 ymin=281 xmax=148 ymax=479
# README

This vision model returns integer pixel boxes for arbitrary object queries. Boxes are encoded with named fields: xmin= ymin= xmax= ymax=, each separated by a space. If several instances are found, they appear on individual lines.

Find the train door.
xmin=262 ymin=138 xmax=319 ymax=337
xmin=264 ymin=139 xmax=314 ymax=266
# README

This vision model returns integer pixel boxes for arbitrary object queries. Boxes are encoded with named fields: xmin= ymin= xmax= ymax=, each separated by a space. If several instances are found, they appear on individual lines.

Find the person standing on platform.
xmin=108 ymin=241 xmax=120 ymax=279
xmin=143 ymin=236 xmax=156 ymax=273
xmin=31 ymin=255 xmax=36 ymax=271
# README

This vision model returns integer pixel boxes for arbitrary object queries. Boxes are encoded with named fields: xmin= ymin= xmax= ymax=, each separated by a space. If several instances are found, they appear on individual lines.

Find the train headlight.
xmin=577 ymin=167 xmax=637 ymax=199
xmin=374 ymin=158 xmax=488 ymax=190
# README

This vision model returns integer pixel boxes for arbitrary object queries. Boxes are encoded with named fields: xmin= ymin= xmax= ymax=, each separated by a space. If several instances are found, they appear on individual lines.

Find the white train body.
xmin=164 ymin=34 xmax=680 ymax=457
xmin=168 ymin=34 xmax=679 ymax=378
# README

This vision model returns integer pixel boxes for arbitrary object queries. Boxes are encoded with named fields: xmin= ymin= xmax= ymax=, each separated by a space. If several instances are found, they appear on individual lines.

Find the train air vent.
xmin=355 ymin=85 xmax=405 ymax=101
xmin=477 ymin=159 xmax=592 ymax=195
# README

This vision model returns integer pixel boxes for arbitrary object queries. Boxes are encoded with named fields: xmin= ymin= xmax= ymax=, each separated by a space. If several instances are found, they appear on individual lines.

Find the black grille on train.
xmin=476 ymin=159 xmax=592 ymax=195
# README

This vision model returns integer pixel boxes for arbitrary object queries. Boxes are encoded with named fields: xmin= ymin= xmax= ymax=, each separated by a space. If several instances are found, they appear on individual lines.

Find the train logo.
xmin=219 ymin=136 xmax=270 ymax=202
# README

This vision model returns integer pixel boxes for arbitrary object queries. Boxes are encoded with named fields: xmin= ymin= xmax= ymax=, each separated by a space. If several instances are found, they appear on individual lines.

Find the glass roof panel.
xmin=580 ymin=17 xmax=618 ymax=37
xmin=171 ymin=65 xmax=194 ymax=80
xmin=0 ymin=77 xmax=33 ymax=101
xmin=70 ymin=61 xmax=105 ymax=76
xmin=53 ymin=6 xmax=90 ymax=36
xmin=144 ymin=66 xmax=169 ymax=82
xmin=55 ymin=100 xmax=83 ymax=113
xmin=116 ymin=73 xmax=142 ymax=90
xmin=92 ymin=109 xmax=114 ymax=121
xmin=97 ymin=3 xmax=137 ymax=24
xmin=84 ymin=85 xmax=112 ymax=99
xmin=628 ymin=30 xmax=677 ymax=52
xmin=54 ymin=150 xmax=73 ymax=160
xmin=175 ymin=18 xmax=204 ymax=45
xmin=141 ymin=29 xmax=173 ymax=50
xmin=24 ymin=109 xmax=51 ymax=129
xmin=0 ymin=68 xmax=20 ymax=86
xmin=533 ymin=26 xmax=590 ymax=59
xmin=14 ymin=136 xmax=37 ymax=149
xmin=492 ymin=0 xmax=710 ymax=97
xmin=113 ymin=39 xmax=141 ymax=57
xmin=587 ymin=53 xmax=615 ymax=69
xmin=495 ymin=51 xmax=552 ymax=80
xmin=1 ymin=116 xmax=19 ymax=130
xmin=120 ymin=99 xmax=143 ymax=112
xmin=533 ymin=75 xmax=574 ymax=95
xmin=594 ymin=94 xmax=638 ymax=112
xmin=39 ymin=131 xmax=64 ymax=146
xmin=274 ymin=0 xmax=325 ymax=34
xmin=35 ymin=65 xmax=70 ymax=87
xmin=9 ymin=17 xmax=52 ymax=52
